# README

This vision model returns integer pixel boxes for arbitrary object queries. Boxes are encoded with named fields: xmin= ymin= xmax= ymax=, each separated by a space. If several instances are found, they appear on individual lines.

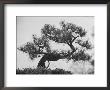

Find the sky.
xmin=17 ymin=16 xmax=94 ymax=72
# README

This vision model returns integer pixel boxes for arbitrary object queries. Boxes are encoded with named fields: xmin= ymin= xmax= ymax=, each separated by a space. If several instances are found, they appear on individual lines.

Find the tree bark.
xmin=69 ymin=43 xmax=76 ymax=53
xmin=37 ymin=55 xmax=47 ymax=68
xmin=37 ymin=53 xmax=64 ymax=68
xmin=37 ymin=49 xmax=75 ymax=68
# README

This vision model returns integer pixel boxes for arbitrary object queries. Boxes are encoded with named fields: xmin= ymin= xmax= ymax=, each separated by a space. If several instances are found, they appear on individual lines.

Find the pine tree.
xmin=18 ymin=21 xmax=93 ymax=68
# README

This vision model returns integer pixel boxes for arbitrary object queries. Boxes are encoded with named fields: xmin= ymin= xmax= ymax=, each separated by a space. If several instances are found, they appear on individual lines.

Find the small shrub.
xmin=16 ymin=67 xmax=72 ymax=74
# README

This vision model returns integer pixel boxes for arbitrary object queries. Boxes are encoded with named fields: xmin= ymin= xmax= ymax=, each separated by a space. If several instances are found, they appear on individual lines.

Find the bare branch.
xmin=72 ymin=36 xmax=79 ymax=43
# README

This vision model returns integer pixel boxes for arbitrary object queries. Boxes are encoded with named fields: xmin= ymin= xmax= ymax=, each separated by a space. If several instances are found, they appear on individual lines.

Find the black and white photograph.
xmin=16 ymin=16 xmax=94 ymax=74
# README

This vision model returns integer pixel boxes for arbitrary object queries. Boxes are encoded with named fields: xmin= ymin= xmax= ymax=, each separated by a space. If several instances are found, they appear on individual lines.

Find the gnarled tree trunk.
xmin=37 ymin=53 xmax=64 ymax=68
xmin=37 ymin=52 xmax=72 ymax=68
xmin=38 ymin=55 xmax=47 ymax=68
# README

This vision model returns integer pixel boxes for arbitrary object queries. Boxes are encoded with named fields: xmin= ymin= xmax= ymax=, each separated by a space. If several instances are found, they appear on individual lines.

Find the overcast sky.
xmin=17 ymin=16 xmax=94 ymax=70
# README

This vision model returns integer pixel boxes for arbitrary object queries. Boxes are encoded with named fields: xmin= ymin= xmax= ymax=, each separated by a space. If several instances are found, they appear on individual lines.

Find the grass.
xmin=16 ymin=67 xmax=72 ymax=74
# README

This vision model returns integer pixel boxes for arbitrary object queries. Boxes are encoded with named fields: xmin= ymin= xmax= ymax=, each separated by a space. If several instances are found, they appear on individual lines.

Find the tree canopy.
xmin=18 ymin=21 xmax=93 ymax=68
